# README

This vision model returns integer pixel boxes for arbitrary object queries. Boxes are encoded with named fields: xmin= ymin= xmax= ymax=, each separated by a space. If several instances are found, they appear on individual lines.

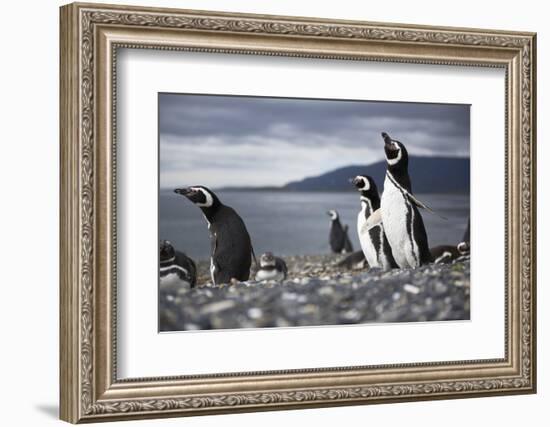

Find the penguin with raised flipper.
xmin=174 ymin=186 xmax=254 ymax=285
xmin=327 ymin=210 xmax=354 ymax=254
xmin=378 ymin=132 xmax=433 ymax=268
xmin=159 ymin=240 xmax=197 ymax=289
xmin=255 ymin=252 xmax=288 ymax=282
xmin=352 ymin=175 xmax=397 ymax=270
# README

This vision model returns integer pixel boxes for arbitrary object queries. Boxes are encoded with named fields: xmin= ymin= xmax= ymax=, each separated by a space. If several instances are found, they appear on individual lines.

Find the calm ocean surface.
xmin=159 ymin=191 xmax=469 ymax=261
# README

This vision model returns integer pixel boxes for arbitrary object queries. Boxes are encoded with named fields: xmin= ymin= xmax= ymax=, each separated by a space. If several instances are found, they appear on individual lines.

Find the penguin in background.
xmin=159 ymin=240 xmax=197 ymax=289
xmin=457 ymin=218 xmax=470 ymax=255
xmin=336 ymin=250 xmax=368 ymax=270
xmin=327 ymin=210 xmax=354 ymax=254
xmin=430 ymin=245 xmax=460 ymax=264
xmin=431 ymin=216 xmax=469 ymax=264
xmin=174 ymin=186 xmax=254 ymax=285
xmin=378 ymin=132 xmax=433 ymax=268
xmin=342 ymin=225 xmax=354 ymax=254
xmin=352 ymin=175 xmax=398 ymax=270
xmin=255 ymin=252 xmax=288 ymax=282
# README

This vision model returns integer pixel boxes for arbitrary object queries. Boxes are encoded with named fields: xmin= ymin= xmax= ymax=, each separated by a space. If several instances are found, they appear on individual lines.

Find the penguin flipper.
xmin=406 ymin=193 xmax=448 ymax=220
xmin=210 ymin=232 xmax=223 ymax=283
xmin=364 ymin=209 xmax=383 ymax=231
xmin=251 ymin=247 xmax=258 ymax=268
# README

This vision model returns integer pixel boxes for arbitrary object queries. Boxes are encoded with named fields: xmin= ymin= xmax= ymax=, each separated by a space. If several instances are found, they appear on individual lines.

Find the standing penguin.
xmin=342 ymin=225 xmax=354 ymax=253
xmin=327 ymin=210 xmax=354 ymax=254
xmin=352 ymin=175 xmax=397 ymax=270
xmin=255 ymin=252 xmax=288 ymax=281
xmin=159 ymin=240 xmax=197 ymax=289
xmin=174 ymin=186 xmax=254 ymax=285
xmin=457 ymin=218 xmax=470 ymax=255
xmin=379 ymin=132 xmax=433 ymax=268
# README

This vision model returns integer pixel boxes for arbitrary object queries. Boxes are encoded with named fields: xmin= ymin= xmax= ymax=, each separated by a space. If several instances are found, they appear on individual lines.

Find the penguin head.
xmin=174 ymin=186 xmax=220 ymax=212
xmin=326 ymin=210 xmax=339 ymax=221
xmin=259 ymin=252 xmax=276 ymax=268
xmin=457 ymin=241 xmax=470 ymax=255
xmin=352 ymin=175 xmax=379 ymax=200
xmin=382 ymin=132 xmax=408 ymax=170
xmin=159 ymin=240 xmax=176 ymax=262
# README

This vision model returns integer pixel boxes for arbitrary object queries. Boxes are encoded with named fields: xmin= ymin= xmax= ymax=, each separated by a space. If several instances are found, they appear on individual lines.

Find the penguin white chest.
xmin=255 ymin=269 xmax=285 ymax=282
xmin=357 ymin=208 xmax=379 ymax=268
xmin=381 ymin=175 xmax=419 ymax=268
xmin=210 ymin=258 xmax=216 ymax=284
xmin=160 ymin=272 xmax=191 ymax=292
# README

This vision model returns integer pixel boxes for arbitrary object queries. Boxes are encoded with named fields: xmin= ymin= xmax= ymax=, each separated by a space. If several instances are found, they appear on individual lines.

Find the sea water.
xmin=159 ymin=190 xmax=469 ymax=261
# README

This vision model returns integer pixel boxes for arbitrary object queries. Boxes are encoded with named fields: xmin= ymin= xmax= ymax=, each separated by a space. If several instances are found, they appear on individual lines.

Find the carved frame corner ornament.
xmin=60 ymin=2 xmax=536 ymax=423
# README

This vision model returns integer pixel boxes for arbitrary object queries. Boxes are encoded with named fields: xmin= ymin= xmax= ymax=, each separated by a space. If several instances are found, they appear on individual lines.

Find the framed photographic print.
xmin=59 ymin=2 xmax=537 ymax=423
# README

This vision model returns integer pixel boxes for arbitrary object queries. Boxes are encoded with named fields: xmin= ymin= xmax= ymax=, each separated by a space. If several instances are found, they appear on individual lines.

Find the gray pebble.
xmin=159 ymin=254 xmax=470 ymax=331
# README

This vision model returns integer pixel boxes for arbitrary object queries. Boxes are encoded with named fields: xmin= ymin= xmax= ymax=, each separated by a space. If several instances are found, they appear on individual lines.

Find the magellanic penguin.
xmin=378 ymin=132 xmax=433 ymax=268
xmin=255 ymin=252 xmax=288 ymax=281
xmin=159 ymin=240 xmax=197 ymax=289
xmin=336 ymin=250 xmax=368 ymax=270
xmin=457 ymin=218 xmax=470 ymax=256
xmin=327 ymin=210 xmax=354 ymax=254
xmin=430 ymin=245 xmax=460 ymax=264
xmin=174 ymin=186 xmax=254 ymax=285
xmin=352 ymin=175 xmax=398 ymax=270
xmin=342 ymin=225 xmax=354 ymax=253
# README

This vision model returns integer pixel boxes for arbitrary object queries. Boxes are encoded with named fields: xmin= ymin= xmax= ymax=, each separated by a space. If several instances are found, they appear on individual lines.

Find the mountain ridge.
xmin=215 ymin=156 xmax=470 ymax=194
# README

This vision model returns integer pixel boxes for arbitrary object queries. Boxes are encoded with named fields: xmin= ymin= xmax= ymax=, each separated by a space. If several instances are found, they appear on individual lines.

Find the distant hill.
xmin=283 ymin=156 xmax=469 ymax=193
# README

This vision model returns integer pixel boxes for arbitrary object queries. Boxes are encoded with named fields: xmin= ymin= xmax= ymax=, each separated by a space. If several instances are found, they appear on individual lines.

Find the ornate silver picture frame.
xmin=60 ymin=2 xmax=536 ymax=423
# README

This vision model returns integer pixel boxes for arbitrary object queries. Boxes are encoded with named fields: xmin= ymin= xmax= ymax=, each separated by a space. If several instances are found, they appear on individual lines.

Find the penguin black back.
xmin=327 ymin=210 xmax=351 ymax=253
xmin=159 ymin=240 xmax=197 ymax=287
xmin=336 ymin=250 xmax=368 ymax=270
xmin=174 ymin=186 xmax=253 ymax=284
xmin=408 ymin=203 xmax=432 ymax=265
xmin=342 ymin=225 xmax=354 ymax=253
xmin=457 ymin=217 xmax=471 ymax=255
xmin=209 ymin=204 xmax=253 ymax=281
xmin=462 ymin=218 xmax=470 ymax=243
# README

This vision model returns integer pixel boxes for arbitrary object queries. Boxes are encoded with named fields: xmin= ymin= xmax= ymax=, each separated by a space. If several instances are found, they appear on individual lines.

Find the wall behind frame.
xmin=0 ymin=0 xmax=545 ymax=426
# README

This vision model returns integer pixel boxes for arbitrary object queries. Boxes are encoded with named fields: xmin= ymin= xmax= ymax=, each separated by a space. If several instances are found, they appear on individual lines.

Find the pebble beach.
xmin=159 ymin=254 xmax=470 ymax=331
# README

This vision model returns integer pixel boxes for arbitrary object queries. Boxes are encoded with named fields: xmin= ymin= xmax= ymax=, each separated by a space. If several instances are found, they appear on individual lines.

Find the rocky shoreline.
xmin=159 ymin=253 xmax=470 ymax=331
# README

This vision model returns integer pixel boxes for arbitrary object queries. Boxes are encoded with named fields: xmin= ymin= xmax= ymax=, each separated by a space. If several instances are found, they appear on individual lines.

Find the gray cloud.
xmin=159 ymin=93 xmax=469 ymax=188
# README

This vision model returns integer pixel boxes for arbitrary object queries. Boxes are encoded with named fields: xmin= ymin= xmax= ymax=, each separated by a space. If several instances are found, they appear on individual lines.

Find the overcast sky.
xmin=159 ymin=93 xmax=470 ymax=189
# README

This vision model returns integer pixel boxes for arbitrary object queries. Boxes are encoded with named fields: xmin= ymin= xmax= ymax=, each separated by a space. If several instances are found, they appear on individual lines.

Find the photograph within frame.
xmin=60 ymin=3 xmax=536 ymax=423
xmin=158 ymin=93 xmax=471 ymax=332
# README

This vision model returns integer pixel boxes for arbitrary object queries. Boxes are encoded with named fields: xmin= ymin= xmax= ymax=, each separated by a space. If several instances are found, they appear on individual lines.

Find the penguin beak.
xmin=381 ymin=131 xmax=393 ymax=146
xmin=174 ymin=187 xmax=193 ymax=197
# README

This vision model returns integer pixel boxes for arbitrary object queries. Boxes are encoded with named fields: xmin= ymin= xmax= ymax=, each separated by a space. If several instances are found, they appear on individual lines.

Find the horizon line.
xmin=160 ymin=154 xmax=470 ymax=191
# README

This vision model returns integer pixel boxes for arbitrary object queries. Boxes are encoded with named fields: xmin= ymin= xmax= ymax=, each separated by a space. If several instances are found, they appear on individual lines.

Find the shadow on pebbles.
xmin=159 ymin=254 xmax=470 ymax=331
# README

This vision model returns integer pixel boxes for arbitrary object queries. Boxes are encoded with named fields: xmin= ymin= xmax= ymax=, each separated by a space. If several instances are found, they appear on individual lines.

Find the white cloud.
xmin=159 ymin=95 xmax=469 ymax=188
